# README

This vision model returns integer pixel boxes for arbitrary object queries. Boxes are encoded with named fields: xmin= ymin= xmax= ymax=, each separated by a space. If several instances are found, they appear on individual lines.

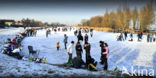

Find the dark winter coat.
xmin=85 ymin=35 xmax=88 ymax=42
xmin=77 ymin=35 xmax=83 ymax=41
xmin=102 ymin=48 xmax=106 ymax=58
xmin=72 ymin=57 xmax=85 ymax=68
xmin=76 ymin=44 xmax=83 ymax=52
xmin=100 ymin=43 xmax=104 ymax=53
xmin=84 ymin=44 xmax=91 ymax=55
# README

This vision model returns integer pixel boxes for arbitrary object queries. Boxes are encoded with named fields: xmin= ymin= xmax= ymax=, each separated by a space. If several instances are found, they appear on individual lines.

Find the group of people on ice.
xmin=74 ymin=28 xmax=93 ymax=37
xmin=147 ymin=33 xmax=156 ymax=42
xmin=117 ymin=30 xmax=156 ymax=42
xmin=46 ymin=27 xmax=75 ymax=37
xmin=1 ymin=27 xmax=49 ymax=64
xmin=1 ymin=29 xmax=29 ymax=59
xmin=117 ymin=31 xmax=132 ymax=41
xmin=26 ymin=27 xmax=37 ymax=37
xmin=56 ymin=28 xmax=109 ymax=71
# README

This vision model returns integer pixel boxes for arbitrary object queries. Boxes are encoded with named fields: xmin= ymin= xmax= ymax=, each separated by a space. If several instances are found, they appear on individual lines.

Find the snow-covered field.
xmin=21 ymin=28 xmax=156 ymax=76
xmin=0 ymin=27 xmax=156 ymax=77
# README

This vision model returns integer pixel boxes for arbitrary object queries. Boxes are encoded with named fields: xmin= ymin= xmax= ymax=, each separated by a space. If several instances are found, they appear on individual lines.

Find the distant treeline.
xmin=0 ymin=18 xmax=66 ymax=28
xmin=81 ymin=4 xmax=155 ymax=32
xmin=21 ymin=18 xmax=66 ymax=27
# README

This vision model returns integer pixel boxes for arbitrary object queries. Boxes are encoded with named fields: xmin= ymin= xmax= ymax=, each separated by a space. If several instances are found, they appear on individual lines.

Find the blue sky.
xmin=0 ymin=0 xmax=153 ymax=25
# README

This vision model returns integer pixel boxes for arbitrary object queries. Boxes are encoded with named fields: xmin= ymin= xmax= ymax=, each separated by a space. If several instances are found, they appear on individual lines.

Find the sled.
xmin=43 ymin=60 xmax=48 ymax=63
xmin=88 ymin=64 xmax=97 ymax=71
xmin=47 ymin=63 xmax=71 ymax=69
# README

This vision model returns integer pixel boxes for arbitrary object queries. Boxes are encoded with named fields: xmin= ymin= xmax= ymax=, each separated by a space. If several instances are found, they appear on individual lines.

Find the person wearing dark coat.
xmin=46 ymin=30 xmax=49 ymax=38
xmin=90 ymin=29 xmax=93 ymax=37
xmin=77 ymin=34 xmax=83 ymax=43
xmin=74 ymin=30 xmax=78 ymax=36
xmin=84 ymin=42 xmax=91 ymax=67
xmin=75 ymin=42 xmax=83 ymax=58
xmin=84 ymin=34 xmax=88 ymax=43
xmin=102 ymin=43 xmax=109 ymax=70
xmin=72 ymin=57 xmax=85 ymax=68
xmin=124 ymin=31 xmax=128 ymax=40
xmin=99 ymin=41 xmax=105 ymax=64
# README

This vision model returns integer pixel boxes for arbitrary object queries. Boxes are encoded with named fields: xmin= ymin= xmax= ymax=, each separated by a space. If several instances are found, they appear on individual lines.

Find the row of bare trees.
xmin=21 ymin=18 xmax=44 ymax=27
xmin=81 ymin=4 xmax=155 ymax=32
xmin=21 ymin=18 xmax=66 ymax=27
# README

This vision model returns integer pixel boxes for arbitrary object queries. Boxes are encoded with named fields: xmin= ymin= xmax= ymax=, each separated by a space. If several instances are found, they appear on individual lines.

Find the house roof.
xmin=0 ymin=19 xmax=15 ymax=22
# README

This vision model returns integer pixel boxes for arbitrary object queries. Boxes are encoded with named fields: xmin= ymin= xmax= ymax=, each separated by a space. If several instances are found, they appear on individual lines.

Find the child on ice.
xmin=56 ymin=41 xmax=60 ymax=51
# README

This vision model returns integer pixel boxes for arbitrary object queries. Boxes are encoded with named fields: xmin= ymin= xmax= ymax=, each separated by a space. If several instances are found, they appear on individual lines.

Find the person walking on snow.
xmin=75 ymin=42 xmax=83 ymax=59
xmin=63 ymin=34 xmax=68 ymax=49
xmin=102 ymin=43 xmax=109 ymax=70
xmin=67 ymin=41 xmax=75 ymax=62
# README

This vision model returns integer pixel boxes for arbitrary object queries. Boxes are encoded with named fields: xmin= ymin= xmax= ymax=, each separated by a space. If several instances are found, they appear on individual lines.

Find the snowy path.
xmin=21 ymin=29 xmax=156 ymax=75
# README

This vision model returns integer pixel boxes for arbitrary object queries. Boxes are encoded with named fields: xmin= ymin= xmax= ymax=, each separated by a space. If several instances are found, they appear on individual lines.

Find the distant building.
xmin=0 ymin=20 xmax=15 ymax=26
xmin=15 ymin=21 xmax=23 ymax=26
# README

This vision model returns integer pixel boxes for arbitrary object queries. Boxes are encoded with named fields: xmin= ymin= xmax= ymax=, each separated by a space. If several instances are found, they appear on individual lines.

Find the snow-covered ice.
xmin=0 ymin=27 xmax=156 ymax=77
xmin=21 ymin=28 xmax=156 ymax=76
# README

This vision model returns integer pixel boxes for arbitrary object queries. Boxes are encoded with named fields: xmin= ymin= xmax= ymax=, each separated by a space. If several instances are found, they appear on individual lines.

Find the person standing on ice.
xmin=77 ymin=32 xmax=83 ymax=44
xmin=102 ymin=43 xmax=109 ymax=70
xmin=130 ymin=33 xmax=133 ymax=41
xmin=84 ymin=34 xmax=88 ymax=43
xmin=124 ymin=31 xmax=128 ymax=40
xmin=84 ymin=42 xmax=91 ymax=67
xmin=75 ymin=42 xmax=83 ymax=58
xmin=150 ymin=34 xmax=153 ymax=42
xmin=74 ymin=30 xmax=78 ymax=36
xmin=120 ymin=33 xmax=124 ymax=41
xmin=63 ymin=34 xmax=68 ymax=49
xmin=99 ymin=41 xmax=105 ymax=64
xmin=147 ymin=33 xmax=150 ymax=42
xmin=56 ymin=41 xmax=60 ymax=51
xmin=54 ymin=28 xmax=57 ymax=33
xmin=67 ymin=41 xmax=74 ymax=62
xmin=153 ymin=34 xmax=156 ymax=42
xmin=90 ymin=29 xmax=93 ymax=37
xmin=46 ymin=30 xmax=49 ymax=38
